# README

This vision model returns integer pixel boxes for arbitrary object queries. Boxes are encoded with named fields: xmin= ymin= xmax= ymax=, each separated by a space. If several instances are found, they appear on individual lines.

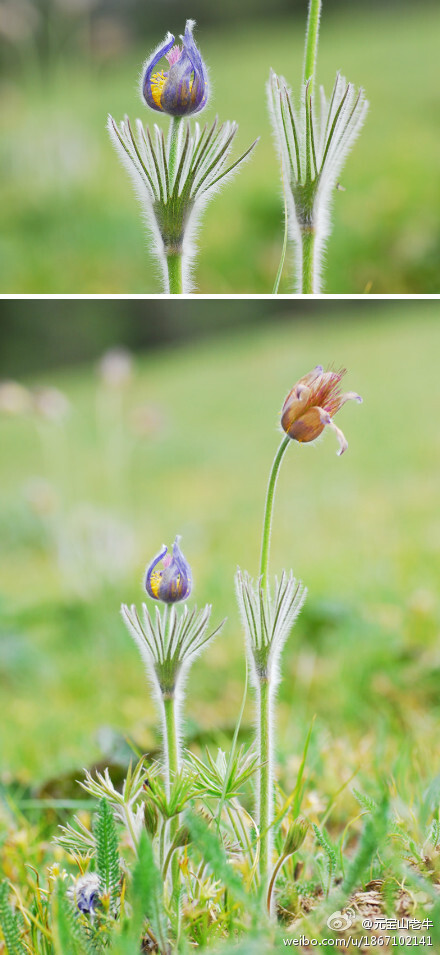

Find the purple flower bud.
xmin=142 ymin=20 xmax=208 ymax=117
xmin=72 ymin=873 xmax=100 ymax=915
xmin=145 ymin=536 xmax=192 ymax=604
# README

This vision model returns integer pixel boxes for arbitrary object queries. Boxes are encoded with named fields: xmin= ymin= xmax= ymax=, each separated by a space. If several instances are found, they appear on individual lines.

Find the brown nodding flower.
xmin=281 ymin=365 xmax=362 ymax=456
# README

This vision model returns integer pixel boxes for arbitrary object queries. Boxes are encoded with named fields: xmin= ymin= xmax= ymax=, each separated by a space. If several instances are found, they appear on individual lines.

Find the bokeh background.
xmin=1 ymin=299 xmax=439 ymax=830
xmin=1 ymin=0 xmax=439 ymax=292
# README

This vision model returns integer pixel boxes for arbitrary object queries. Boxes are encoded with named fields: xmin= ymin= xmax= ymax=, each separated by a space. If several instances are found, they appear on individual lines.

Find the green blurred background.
xmin=1 ymin=0 xmax=439 ymax=292
xmin=1 ymin=300 xmax=439 ymax=811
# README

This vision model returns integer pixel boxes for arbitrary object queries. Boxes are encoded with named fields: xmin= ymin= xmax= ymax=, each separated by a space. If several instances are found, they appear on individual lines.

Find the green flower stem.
xmin=267 ymin=853 xmax=288 ymax=913
xmin=301 ymin=227 xmax=316 ymax=294
xmin=258 ymin=677 xmax=271 ymax=889
xmin=163 ymin=695 xmax=179 ymax=787
xmin=168 ymin=116 xmax=183 ymax=185
xmin=124 ymin=806 xmax=140 ymax=853
xmin=164 ymin=117 xmax=185 ymax=294
xmin=258 ymin=435 xmax=292 ymax=897
xmin=159 ymin=818 xmax=166 ymax=871
xmin=162 ymin=840 xmax=176 ymax=882
xmin=166 ymin=252 xmax=184 ymax=294
xmin=163 ymin=693 xmax=180 ymax=891
xmin=259 ymin=436 xmax=291 ymax=587
xmin=303 ymin=0 xmax=322 ymax=96
xmin=272 ymin=178 xmax=289 ymax=295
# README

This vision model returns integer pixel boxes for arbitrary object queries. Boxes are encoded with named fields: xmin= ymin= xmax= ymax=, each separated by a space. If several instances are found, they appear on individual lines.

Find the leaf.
xmin=113 ymin=830 xmax=167 ymax=955
xmin=342 ymin=795 xmax=390 ymax=897
xmin=313 ymin=824 xmax=337 ymax=896
xmin=352 ymin=788 xmax=378 ymax=813
xmin=94 ymin=798 xmax=120 ymax=907
xmin=0 ymin=881 xmax=26 ymax=955
xmin=272 ymin=716 xmax=315 ymax=829
xmin=186 ymin=811 xmax=248 ymax=906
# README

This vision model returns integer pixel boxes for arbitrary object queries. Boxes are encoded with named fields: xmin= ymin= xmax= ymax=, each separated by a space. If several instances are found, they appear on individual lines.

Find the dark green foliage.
xmin=0 ymin=882 xmax=25 ymax=955
xmin=94 ymin=799 xmax=120 ymax=908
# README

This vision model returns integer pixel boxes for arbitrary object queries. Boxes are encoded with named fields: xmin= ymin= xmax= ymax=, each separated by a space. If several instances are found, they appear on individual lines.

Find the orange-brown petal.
xmin=281 ymin=384 xmax=312 ymax=430
xmin=284 ymin=406 xmax=325 ymax=443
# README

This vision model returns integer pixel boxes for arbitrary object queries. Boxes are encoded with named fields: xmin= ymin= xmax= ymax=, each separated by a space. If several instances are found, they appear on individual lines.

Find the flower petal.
xmin=180 ymin=19 xmax=208 ymax=112
xmin=167 ymin=535 xmax=192 ymax=601
xmin=318 ymin=408 xmax=348 ymax=455
xmin=329 ymin=419 xmax=348 ymax=456
xmin=285 ymin=406 xmax=326 ymax=443
xmin=141 ymin=32 xmax=176 ymax=112
xmin=296 ymin=365 xmax=324 ymax=388
xmin=161 ymin=22 xmax=208 ymax=116
xmin=145 ymin=544 xmax=169 ymax=598
xmin=281 ymin=386 xmax=311 ymax=434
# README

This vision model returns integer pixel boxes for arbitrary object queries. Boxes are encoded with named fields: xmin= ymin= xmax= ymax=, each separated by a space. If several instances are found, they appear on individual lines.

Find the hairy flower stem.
xmin=163 ymin=117 xmax=185 ymax=294
xmin=258 ymin=678 xmax=272 ymax=896
xmin=259 ymin=436 xmax=290 ymax=588
xmin=163 ymin=693 xmax=180 ymax=893
xmin=301 ymin=0 xmax=321 ymax=293
xmin=168 ymin=116 xmax=183 ymax=184
xmin=166 ymin=251 xmax=184 ymax=294
xmin=267 ymin=852 xmax=288 ymax=913
xmin=163 ymin=695 xmax=180 ymax=795
xmin=258 ymin=435 xmax=291 ymax=901
xmin=303 ymin=0 xmax=322 ymax=95
xmin=301 ymin=228 xmax=316 ymax=294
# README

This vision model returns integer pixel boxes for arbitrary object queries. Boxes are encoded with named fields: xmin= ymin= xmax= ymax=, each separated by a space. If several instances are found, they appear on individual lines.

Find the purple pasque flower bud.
xmin=142 ymin=20 xmax=208 ymax=117
xmin=145 ymin=536 xmax=192 ymax=604
xmin=72 ymin=873 xmax=100 ymax=915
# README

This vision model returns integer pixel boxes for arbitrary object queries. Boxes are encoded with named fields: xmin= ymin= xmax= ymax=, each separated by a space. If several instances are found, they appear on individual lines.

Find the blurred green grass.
xmin=1 ymin=302 xmax=440 ymax=795
xmin=1 ymin=4 xmax=439 ymax=292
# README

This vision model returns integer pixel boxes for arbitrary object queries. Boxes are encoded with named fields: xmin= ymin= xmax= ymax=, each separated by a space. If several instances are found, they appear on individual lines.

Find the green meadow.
xmin=2 ymin=304 xmax=440 ymax=948
xmin=1 ymin=304 xmax=439 ymax=785
xmin=1 ymin=3 xmax=439 ymax=293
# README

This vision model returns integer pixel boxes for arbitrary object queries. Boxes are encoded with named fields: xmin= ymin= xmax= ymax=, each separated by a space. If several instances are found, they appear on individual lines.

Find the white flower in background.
xmin=0 ymin=380 xmax=31 ymax=415
xmin=97 ymin=347 xmax=133 ymax=388
xmin=32 ymin=386 xmax=70 ymax=422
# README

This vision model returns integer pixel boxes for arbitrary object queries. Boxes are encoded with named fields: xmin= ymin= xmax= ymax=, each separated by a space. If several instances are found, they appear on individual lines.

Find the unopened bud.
xmin=145 ymin=536 xmax=191 ymax=604
xmin=283 ymin=817 xmax=309 ymax=857
xmin=173 ymin=825 xmax=191 ymax=849
xmin=144 ymin=799 xmax=159 ymax=837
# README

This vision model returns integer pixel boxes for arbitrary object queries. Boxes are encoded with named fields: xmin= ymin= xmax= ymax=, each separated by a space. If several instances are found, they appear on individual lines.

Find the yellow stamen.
xmin=149 ymin=570 xmax=162 ymax=598
xmin=150 ymin=70 xmax=167 ymax=109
